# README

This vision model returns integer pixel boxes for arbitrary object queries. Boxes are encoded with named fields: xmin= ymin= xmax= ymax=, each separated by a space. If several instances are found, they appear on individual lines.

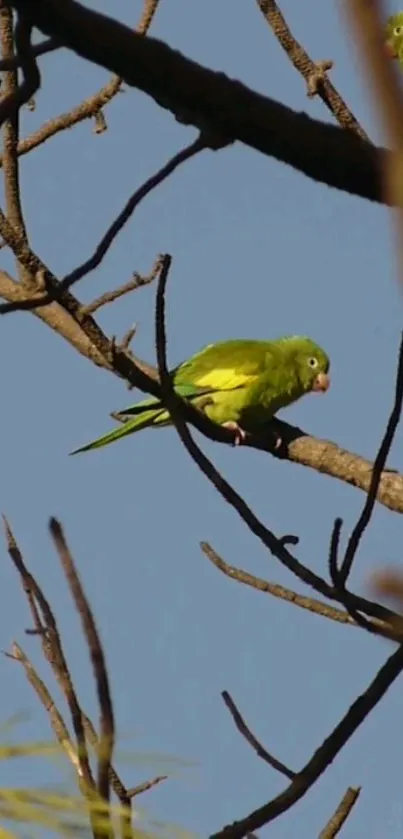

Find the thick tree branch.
xmin=5 ymin=0 xmax=387 ymax=203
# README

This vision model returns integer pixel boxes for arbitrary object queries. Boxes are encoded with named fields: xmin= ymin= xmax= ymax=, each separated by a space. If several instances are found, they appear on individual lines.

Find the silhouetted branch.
xmin=0 ymin=35 xmax=57 ymax=70
xmin=221 ymin=691 xmax=295 ymax=780
xmin=81 ymin=257 xmax=163 ymax=315
xmin=6 ymin=0 xmax=387 ymax=203
xmin=319 ymin=786 xmax=361 ymax=839
xmin=337 ymin=333 xmax=403 ymax=586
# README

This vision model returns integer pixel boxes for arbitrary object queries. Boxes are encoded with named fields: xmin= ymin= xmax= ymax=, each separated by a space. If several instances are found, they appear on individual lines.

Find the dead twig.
xmin=49 ymin=518 xmax=115 ymax=805
xmin=2 ymin=516 xmax=97 ymax=798
xmin=126 ymin=775 xmax=168 ymax=799
xmin=81 ymin=257 xmax=163 ymax=316
xmin=221 ymin=691 xmax=295 ymax=780
xmin=200 ymin=542 xmax=398 ymax=638
xmin=319 ymin=786 xmax=361 ymax=839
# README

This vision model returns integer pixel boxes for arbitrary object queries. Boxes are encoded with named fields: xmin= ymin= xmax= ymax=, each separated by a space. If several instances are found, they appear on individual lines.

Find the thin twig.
xmin=49 ymin=518 xmax=115 ymax=805
xmin=338 ymin=334 xmax=403 ymax=585
xmin=9 ymin=643 xmax=86 ymax=781
xmin=200 ymin=542 xmax=396 ymax=638
xmin=126 ymin=775 xmax=168 ymax=798
xmin=222 ymin=691 xmax=295 ymax=780
xmin=210 ymin=642 xmax=403 ymax=837
xmin=81 ymin=257 xmax=163 ymax=316
xmin=319 ymin=787 xmax=361 ymax=839
xmin=59 ymin=135 xmax=209 ymax=293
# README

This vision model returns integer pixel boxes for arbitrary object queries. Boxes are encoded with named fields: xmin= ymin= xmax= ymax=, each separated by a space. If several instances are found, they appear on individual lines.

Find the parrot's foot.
xmin=222 ymin=421 xmax=247 ymax=446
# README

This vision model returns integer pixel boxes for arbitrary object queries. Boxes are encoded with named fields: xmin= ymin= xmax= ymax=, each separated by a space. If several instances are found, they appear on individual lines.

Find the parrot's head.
xmin=285 ymin=336 xmax=330 ymax=396
xmin=385 ymin=13 xmax=403 ymax=60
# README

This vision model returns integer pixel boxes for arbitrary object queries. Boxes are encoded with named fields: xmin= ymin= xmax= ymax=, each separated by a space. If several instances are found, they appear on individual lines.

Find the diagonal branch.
xmin=210 ymin=642 xmax=403 ymax=837
xmin=221 ymin=691 xmax=295 ymax=780
xmin=49 ymin=518 xmax=114 ymax=805
xmin=319 ymin=787 xmax=361 ymax=839
xmin=256 ymin=0 xmax=369 ymax=140
xmin=6 ymin=0 xmax=387 ymax=203
xmin=337 ymin=333 xmax=403 ymax=586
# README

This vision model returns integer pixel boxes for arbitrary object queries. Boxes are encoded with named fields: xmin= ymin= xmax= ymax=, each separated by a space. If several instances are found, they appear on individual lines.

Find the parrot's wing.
xmin=116 ymin=382 xmax=214 ymax=418
xmin=174 ymin=340 xmax=270 ymax=392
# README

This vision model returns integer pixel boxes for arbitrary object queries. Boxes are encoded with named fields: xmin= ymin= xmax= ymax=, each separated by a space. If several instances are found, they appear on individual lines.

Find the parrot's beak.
xmin=312 ymin=372 xmax=330 ymax=393
xmin=385 ymin=40 xmax=398 ymax=59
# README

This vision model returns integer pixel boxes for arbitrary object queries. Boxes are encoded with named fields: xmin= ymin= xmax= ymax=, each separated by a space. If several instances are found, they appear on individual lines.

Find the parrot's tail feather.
xmin=70 ymin=407 xmax=169 ymax=455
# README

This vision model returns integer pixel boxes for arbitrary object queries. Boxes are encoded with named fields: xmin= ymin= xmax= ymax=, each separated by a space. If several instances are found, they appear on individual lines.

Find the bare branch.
xmin=5 ymin=0 xmax=386 ymax=203
xmin=256 ymin=0 xmax=369 ymax=140
xmin=221 ymin=691 xmax=295 ymax=780
xmin=81 ymin=260 xmax=163 ymax=316
xmin=210 ymin=643 xmax=403 ymax=837
xmin=49 ymin=518 xmax=114 ymax=805
xmin=201 ymin=541 xmax=372 ymax=631
xmin=319 ymin=787 xmax=361 ymax=839
xmin=0 ymin=0 xmax=161 ymax=167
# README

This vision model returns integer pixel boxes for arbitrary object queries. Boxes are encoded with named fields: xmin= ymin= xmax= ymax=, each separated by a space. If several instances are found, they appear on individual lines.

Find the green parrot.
xmin=70 ymin=335 xmax=330 ymax=455
xmin=385 ymin=13 xmax=403 ymax=61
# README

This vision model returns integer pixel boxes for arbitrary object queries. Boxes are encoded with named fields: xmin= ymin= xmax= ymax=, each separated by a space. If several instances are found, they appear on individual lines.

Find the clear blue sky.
xmin=1 ymin=0 xmax=403 ymax=836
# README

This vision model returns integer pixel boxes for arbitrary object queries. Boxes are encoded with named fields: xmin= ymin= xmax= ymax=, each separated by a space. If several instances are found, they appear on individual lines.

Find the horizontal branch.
xmin=8 ymin=0 xmax=387 ymax=203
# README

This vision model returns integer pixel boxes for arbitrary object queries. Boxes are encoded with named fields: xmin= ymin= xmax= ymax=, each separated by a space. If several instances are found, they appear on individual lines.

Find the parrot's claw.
xmin=222 ymin=421 xmax=247 ymax=446
xmin=274 ymin=433 xmax=283 ymax=451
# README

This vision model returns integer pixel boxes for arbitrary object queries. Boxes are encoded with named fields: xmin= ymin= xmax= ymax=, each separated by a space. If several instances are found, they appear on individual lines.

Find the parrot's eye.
xmin=394 ymin=25 xmax=402 ymax=35
xmin=308 ymin=357 xmax=318 ymax=368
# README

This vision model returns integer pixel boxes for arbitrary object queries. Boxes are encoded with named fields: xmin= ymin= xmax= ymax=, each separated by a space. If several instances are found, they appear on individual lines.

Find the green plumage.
xmin=385 ymin=13 xmax=403 ymax=62
xmin=71 ymin=336 xmax=330 ymax=454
